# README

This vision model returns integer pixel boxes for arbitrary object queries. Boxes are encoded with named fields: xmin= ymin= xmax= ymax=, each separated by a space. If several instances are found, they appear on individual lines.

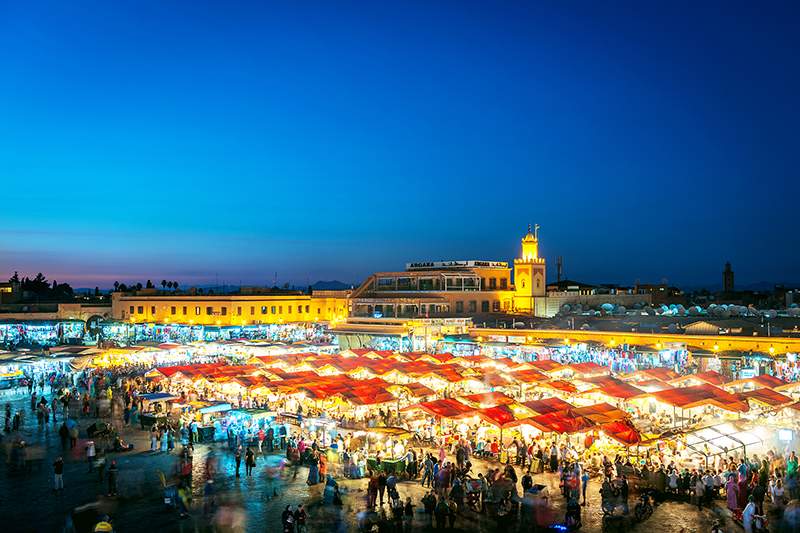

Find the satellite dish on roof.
xmin=21 ymin=306 xmax=28 ymax=312
xmin=662 ymin=278 xmax=668 ymax=285
xmin=601 ymin=303 xmax=614 ymax=311
xmin=748 ymin=306 xmax=760 ymax=316
xmin=688 ymin=306 xmax=699 ymax=316
xmin=618 ymin=306 xmax=626 ymax=314
xmin=644 ymin=306 xmax=655 ymax=315
xmin=668 ymin=324 xmax=678 ymax=333
xmin=633 ymin=303 xmax=641 ymax=310
xmin=635 ymin=279 xmax=642 ymax=285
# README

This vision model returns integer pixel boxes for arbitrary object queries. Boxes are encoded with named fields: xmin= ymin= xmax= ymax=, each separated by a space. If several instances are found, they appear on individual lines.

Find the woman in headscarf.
xmin=737 ymin=470 xmax=748 ymax=509
xmin=726 ymin=474 xmax=740 ymax=510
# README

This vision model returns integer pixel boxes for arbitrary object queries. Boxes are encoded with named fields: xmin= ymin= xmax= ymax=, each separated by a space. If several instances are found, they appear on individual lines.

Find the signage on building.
xmin=507 ymin=335 xmax=526 ymax=344
xmin=406 ymin=260 xmax=508 ymax=270
xmin=487 ymin=335 xmax=507 ymax=342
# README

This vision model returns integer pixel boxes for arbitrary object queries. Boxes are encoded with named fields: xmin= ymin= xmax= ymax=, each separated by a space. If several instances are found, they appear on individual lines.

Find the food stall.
xmin=136 ymin=392 xmax=180 ymax=428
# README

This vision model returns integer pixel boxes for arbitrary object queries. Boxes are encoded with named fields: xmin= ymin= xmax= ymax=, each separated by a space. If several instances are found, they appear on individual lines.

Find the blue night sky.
xmin=1 ymin=1 xmax=798 ymax=289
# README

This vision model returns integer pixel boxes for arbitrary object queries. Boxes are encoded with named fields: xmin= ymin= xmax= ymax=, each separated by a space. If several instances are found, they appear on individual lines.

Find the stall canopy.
xmin=528 ymin=360 xmax=567 ymax=374
xmin=521 ymin=397 xmax=574 ymax=415
xmin=566 ymin=362 xmax=608 ymax=376
xmin=570 ymin=403 xmax=630 ymax=424
xmin=461 ymin=392 xmax=517 ymax=407
xmin=669 ymin=371 xmax=732 ymax=387
xmin=622 ymin=368 xmax=681 ymax=382
xmin=402 ymin=398 xmax=476 ymax=419
xmin=509 ymin=369 xmax=550 ymax=385
xmin=390 ymin=382 xmax=436 ymax=398
xmin=523 ymin=410 xmax=595 ymax=434
xmin=634 ymin=383 xmax=750 ymax=413
xmin=724 ymin=374 xmax=789 ymax=391
xmin=582 ymin=381 xmax=644 ymax=401
xmin=735 ymin=388 xmax=793 ymax=408
xmin=476 ymin=404 xmax=521 ymax=429
xmin=536 ymin=380 xmax=579 ymax=394
xmin=600 ymin=420 xmax=642 ymax=446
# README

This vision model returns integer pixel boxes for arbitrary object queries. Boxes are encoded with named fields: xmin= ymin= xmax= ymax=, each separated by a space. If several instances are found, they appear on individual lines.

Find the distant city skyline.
xmin=2 ymin=2 xmax=798 ymax=289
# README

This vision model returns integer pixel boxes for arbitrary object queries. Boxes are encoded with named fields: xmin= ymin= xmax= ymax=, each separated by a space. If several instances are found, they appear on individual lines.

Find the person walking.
xmin=378 ymin=470 xmax=388 ymax=506
xmin=58 ymin=422 xmax=69 ymax=450
xmin=234 ymin=445 xmax=242 ymax=477
xmin=53 ymin=457 xmax=64 ymax=491
xmin=422 ymin=454 xmax=433 ymax=488
xmin=281 ymin=505 xmax=295 ymax=533
xmin=257 ymin=428 xmax=265 ymax=453
xmin=245 ymin=447 xmax=256 ymax=476
xmin=150 ymin=427 xmax=159 ymax=452
xmin=293 ymin=504 xmax=307 ymax=533
xmin=106 ymin=461 xmax=119 ymax=496
xmin=86 ymin=441 xmax=96 ymax=472
xmin=434 ymin=498 xmax=449 ymax=532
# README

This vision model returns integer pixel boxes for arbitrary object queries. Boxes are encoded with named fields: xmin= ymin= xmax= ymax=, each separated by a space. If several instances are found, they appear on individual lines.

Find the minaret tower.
xmin=514 ymin=224 xmax=546 ymax=311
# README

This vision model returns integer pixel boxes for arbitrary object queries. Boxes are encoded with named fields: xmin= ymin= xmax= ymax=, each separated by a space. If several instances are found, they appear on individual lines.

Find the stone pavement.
xmin=0 ymin=386 xmax=771 ymax=533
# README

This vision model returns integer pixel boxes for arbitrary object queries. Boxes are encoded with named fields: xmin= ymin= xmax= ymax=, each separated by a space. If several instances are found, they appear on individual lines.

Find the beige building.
xmin=348 ymin=260 xmax=516 ymax=318
xmin=111 ymin=291 xmax=348 ymax=325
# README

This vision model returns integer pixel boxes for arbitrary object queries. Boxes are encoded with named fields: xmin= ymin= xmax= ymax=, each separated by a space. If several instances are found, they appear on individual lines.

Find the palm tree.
xmin=166 ymin=281 xmax=173 ymax=291
xmin=161 ymin=280 xmax=167 ymax=291
xmin=113 ymin=281 xmax=120 ymax=292
xmin=172 ymin=281 xmax=178 ymax=292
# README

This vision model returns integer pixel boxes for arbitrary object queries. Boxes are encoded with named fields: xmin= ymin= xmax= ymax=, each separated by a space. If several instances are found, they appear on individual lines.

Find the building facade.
xmin=110 ymin=291 xmax=348 ymax=325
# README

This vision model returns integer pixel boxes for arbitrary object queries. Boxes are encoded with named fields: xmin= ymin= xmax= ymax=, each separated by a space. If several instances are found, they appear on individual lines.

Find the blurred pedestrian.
xmin=245 ymin=446 xmax=255 ymax=476
xmin=107 ymin=461 xmax=118 ymax=496
xmin=53 ymin=457 xmax=64 ymax=491
xmin=86 ymin=440 xmax=96 ymax=472
xmin=282 ymin=505 xmax=295 ymax=533
xmin=234 ymin=445 xmax=242 ymax=477
xmin=294 ymin=504 xmax=307 ymax=533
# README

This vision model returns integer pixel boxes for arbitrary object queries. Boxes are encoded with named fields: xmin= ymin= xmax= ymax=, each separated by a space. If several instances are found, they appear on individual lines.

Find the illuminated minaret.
xmin=514 ymin=224 xmax=546 ymax=311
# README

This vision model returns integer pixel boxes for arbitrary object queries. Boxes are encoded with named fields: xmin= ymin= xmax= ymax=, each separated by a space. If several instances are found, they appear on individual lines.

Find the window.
xmin=317 ymin=308 xmax=321 ymax=314
xmin=489 ymin=278 xmax=497 ymax=289
xmin=195 ymin=307 xmax=201 ymax=315
xmin=288 ymin=306 xmax=292 ymax=313
xmin=481 ymin=301 xmax=489 ymax=312
xmin=151 ymin=306 xmax=155 ymax=315
xmin=206 ymin=307 xmax=213 ymax=315
xmin=455 ymin=301 xmax=464 ymax=313
xmin=271 ymin=306 xmax=276 ymax=314
xmin=261 ymin=306 xmax=267 ymax=315
xmin=468 ymin=301 xmax=477 ymax=313
xmin=278 ymin=306 xmax=283 ymax=314
xmin=500 ymin=278 xmax=507 ymax=289
xmin=492 ymin=301 xmax=500 ymax=312
xmin=237 ymin=306 xmax=242 ymax=316
xmin=221 ymin=307 xmax=227 ymax=316
xmin=137 ymin=306 xmax=144 ymax=314
xmin=305 ymin=305 xmax=310 ymax=313
xmin=250 ymin=306 xmax=254 ymax=315
xmin=297 ymin=306 xmax=301 ymax=314
xmin=129 ymin=306 xmax=134 ymax=314
xmin=170 ymin=306 xmax=176 ymax=315
xmin=182 ymin=306 xmax=187 ymax=315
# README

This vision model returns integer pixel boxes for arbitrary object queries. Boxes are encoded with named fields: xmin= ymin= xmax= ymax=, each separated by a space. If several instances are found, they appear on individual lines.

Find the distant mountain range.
xmin=678 ymin=281 xmax=800 ymax=293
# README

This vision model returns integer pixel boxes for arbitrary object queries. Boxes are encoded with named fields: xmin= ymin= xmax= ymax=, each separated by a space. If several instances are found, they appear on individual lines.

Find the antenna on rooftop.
xmin=556 ymin=255 xmax=562 ymax=282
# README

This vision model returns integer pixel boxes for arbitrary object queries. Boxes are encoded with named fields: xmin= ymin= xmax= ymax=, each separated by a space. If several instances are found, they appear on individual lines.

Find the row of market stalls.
xmin=137 ymin=347 xmax=800 ymax=469
xmin=99 ymin=321 xmax=333 ymax=345
xmin=1 ymin=320 xmax=86 ymax=347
